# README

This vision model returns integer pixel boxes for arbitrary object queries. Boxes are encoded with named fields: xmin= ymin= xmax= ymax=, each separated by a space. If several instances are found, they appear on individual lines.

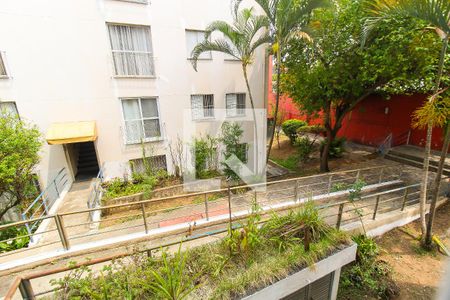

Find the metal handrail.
xmin=0 ymin=165 xmax=402 ymax=258
xmin=4 ymin=181 xmax=423 ymax=300
xmin=20 ymin=168 xmax=69 ymax=236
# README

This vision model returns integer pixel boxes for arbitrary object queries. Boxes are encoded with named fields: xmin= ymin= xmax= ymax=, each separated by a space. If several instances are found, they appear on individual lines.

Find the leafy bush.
xmin=281 ymin=119 xmax=307 ymax=144
xmin=192 ymin=135 xmax=219 ymax=179
xmin=296 ymin=125 xmax=326 ymax=136
xmin=320 ymin=137 xmax=346 ymax=158
xmin=271 ymin=156 xmax=299 ymax=171
xmin=295 ymin=137 xmax=314 ymax=162
xmin=339 ymin=235 xmax=398 ymax=299
xmin=220 ymin=122 xmax=247 ymax=181
xmin=0 ymin=224 xmax=30 ymax=253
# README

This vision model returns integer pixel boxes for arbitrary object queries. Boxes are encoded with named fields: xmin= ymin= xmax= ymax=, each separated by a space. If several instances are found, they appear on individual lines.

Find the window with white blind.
xmin=185 ymin=30 xmax=211 ymax=59
xmin=108 ymin=24 xmax=155 ymax=77
xmin=191 ymin=94 xmax=214 ymax=120
xmin=226 ymin=93 xmax=246 ymax=117
xmin=0 ymin=102 xmax=18 ymax=116
xmin=0 ymin=52 xmax=8 ymax=77
xmin=130 ymin=155 xmax=167 ymax=174
xmin=121 ymin=97 xmax=161 ymax=144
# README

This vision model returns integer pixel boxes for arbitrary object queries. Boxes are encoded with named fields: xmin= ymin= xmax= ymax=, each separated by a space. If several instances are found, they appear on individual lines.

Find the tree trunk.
xmin=266 ymin=49 xmax=282 ymax=163
xmin=419 ymin=35 xmax=448 ymax=241
xmin=424 ymin=123 xmax=450 ymax=248
xmin=243 ymin=65 xmax=259 ymax=175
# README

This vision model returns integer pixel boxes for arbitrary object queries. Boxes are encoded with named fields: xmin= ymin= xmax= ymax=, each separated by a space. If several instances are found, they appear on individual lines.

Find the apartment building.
xmin=0 ymin=0 xmax=268 ymax=187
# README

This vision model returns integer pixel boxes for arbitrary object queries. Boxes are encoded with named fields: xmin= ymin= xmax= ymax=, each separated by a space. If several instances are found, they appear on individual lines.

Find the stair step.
xmin=388 ymin=149 xmax=450 ymax=169
xmin=385 ymin=154 xmax=450 ymax=176
xmin=77 ymin=165 xmax=99 ymax=173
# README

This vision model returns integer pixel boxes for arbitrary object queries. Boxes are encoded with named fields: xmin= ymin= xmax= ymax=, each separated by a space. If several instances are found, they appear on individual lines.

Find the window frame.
xmin=0 ymin=51 xmax=9 ymax=78
xmin=120 ymin=97 xmax=163 ymax=144
xmin=190 ymin=94 xmax=215 ymax=120
xmin=107 ymin=23 xmax=155 ymax=78
xmin=0 ymin=101 xmax=19 ymax=116
xmin=226 ymin=93 xmax=246 ymax=117
xmin=185 ymin=29 xmax=212 ymax=60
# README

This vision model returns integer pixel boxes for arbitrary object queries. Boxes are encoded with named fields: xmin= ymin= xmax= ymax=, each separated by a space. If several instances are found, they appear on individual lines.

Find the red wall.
xmin=337 ymin=94 xmax=444 ymax=150
xmin=267 ymin=57 xmax=445 ymax=150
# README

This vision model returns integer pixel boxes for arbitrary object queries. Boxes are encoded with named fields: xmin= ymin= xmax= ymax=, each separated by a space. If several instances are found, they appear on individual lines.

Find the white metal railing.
xmin=21 ymin=168 xmax=69 ymax=235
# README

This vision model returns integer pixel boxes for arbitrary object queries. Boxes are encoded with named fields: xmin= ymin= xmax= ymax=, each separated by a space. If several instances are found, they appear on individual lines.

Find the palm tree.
xmin=365 ymin=0 xmax=450 ymax=246
xmin=236 ymin=0 xmax=328 ymax=163
xmin=191 ymin=7 xmax=271 ymax=176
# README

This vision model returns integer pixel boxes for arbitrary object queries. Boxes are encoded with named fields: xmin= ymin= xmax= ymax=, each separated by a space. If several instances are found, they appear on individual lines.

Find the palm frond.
xmin=364 ymin=0 xmax=450 ymax=42
xmin=190 ymin=40 xmax=239 ymax=71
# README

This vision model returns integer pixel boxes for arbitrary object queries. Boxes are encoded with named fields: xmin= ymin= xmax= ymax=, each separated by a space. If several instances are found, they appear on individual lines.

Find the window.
xmin=191 ymin=94 xmax=214 ymax=120
xmin=121 ymin=97 xmax=161 ymax=144
xmin=185 ymin=30 xmax=211 ymax=59
xmin=0 ymin=52 xmax=8 ymax=77
xmin=108 ymin=24 xmax=155 ymax=77
xmin=130 ymin=155 xmax=167 ymax=173
xmin=226 ymin=93 xmax=246 ymax=117
xmin=0 ymin=102 xmax=18 ymax=116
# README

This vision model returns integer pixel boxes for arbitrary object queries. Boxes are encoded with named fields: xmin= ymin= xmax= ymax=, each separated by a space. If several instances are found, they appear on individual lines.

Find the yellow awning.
xmin=46 ymin=121 xmax=97 ymax=145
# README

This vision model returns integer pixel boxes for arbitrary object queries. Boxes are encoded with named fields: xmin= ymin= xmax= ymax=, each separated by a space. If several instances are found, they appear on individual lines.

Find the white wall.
xmin=0 ymin=0 xmax=267 ymax=185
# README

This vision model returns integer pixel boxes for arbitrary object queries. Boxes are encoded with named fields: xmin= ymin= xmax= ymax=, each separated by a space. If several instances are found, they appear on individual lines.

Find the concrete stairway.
xmin=77 ymin=142 xmax=99 ymax=179
xmin=385 ymin=145 xmax=450 ymax=176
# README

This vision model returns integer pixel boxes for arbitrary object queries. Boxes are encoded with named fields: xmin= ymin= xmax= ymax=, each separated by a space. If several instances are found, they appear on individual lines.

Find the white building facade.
xmin=0 ymin=0 xmax=268 ymax=187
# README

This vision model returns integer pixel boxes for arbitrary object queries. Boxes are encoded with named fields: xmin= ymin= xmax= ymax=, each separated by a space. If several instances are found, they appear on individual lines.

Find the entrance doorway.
xmin=65 ymin=142 xmax=100 ymax=181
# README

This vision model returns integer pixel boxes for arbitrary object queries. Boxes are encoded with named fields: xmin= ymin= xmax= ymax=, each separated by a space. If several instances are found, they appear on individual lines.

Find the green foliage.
xmin=340 ymin=235 xmax=397 ymax=299
xmin=295 ymin=137 xmax=315 ymax=162
xmin=271 ymin=156 xmax=299 ymax=171
xmin=320 ymin=137 xmax=346 ymax=158
xmin=296 ymin=125 xmax=326 ymax=136
xmin=220 ymin=122 xmax=247 ymax=181
xmin=0 ymin=111 xmax=42 ymax=219
xmin=53 ymin=203 xmax=350 ymax=299
xmin=0 ymin=223 xmax=30 ymax=253
xmin=192 ymin=135 xmax=219 ymax=179
xmin=148 ymin=245 xmax=199 ymax=300
xmin=281 ymin=119 xmax=307 ymax=144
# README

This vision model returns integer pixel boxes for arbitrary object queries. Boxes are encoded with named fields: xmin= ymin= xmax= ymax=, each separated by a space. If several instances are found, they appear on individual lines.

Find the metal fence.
xmin=0 ymin=165 xmax=404 ymax=260
xmin=20 ymin=168 xmax=70 ymax=236
xmin=4 ymin=180 xmax=423 ymax=300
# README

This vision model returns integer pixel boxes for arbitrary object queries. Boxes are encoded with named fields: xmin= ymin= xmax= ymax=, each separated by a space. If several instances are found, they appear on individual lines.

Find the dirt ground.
xmin=376 ymin=201 xmax=450 ymax=300
xmin=270 ymin=134 xmax=380 ymax=176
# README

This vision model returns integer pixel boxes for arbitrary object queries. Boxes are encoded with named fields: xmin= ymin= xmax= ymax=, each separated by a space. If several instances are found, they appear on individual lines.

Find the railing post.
xmin=406 ymin=130 xmax=411 ymax=145
xmin=42 ymin=196 xmax=49 ymax=214
xmin=204 ymin=193 xmax=209 ymax=221
xmin=19 ymin=278 xmax=35 ymax=300
xmin=294 ymin=180 xmax=299 ymax=201
xmin=336 ymin=203 xmax=345 ymax=230
xmin=372 ymin=195 xmax=380 ymax=220
xmin=378 ymin=167 xmax=384 ymax=184
xmin=227 ymin=187 xmax=232 ymax=227
xmin=401 ymin=187 xmax=409 ymax=211
xmin=327 ymin=175 xmax=333 ymax=194
xmin=54 ymin=214 xmax=70 ymax=251
xmin=141 ymin=203 xmax=149 ymax=234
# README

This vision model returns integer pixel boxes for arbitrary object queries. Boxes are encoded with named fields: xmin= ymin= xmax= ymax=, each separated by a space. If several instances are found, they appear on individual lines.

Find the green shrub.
xmin=192 ymin=135 xmax=219 ymax=179
xmin=281 ymin=119 xmax=307 ymax=144
xmin=0 ymin=224 xmax=30 ymax=253
xmin=296 ymin=125 xmax=326 ymax=136
xmin=295 ymin=137 xmax=314 ymax=162
xmin=320 ymin=137 xmax=346 ymax=158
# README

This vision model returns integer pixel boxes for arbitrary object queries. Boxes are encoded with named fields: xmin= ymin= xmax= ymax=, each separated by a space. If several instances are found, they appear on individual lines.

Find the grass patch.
xmin=51 ymin=203 xmax=350 ymax=299
xmin=271 ymin=156 xmax=299 ymax=171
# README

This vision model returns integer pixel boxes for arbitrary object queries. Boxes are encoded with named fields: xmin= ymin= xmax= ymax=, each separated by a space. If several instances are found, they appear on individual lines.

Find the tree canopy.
xmin=0 ymin=111 xmax=42 ymax=220
xmin=281 ymin=0 xmax=449 ymax=171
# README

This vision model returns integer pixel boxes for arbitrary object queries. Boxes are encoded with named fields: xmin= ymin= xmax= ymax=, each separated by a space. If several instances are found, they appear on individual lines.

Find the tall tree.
xmin=236 ymin=0 xmax=328 ymax=162
xmin=281 ymin=0 xmax=443 ymax=171
xmin=365 ymin=0 xmax=450 ymax=246
xmin=0 ymin=110 xmax=42 ymax=220
xmin=191 ymin=7 xmax=270 ymax=175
